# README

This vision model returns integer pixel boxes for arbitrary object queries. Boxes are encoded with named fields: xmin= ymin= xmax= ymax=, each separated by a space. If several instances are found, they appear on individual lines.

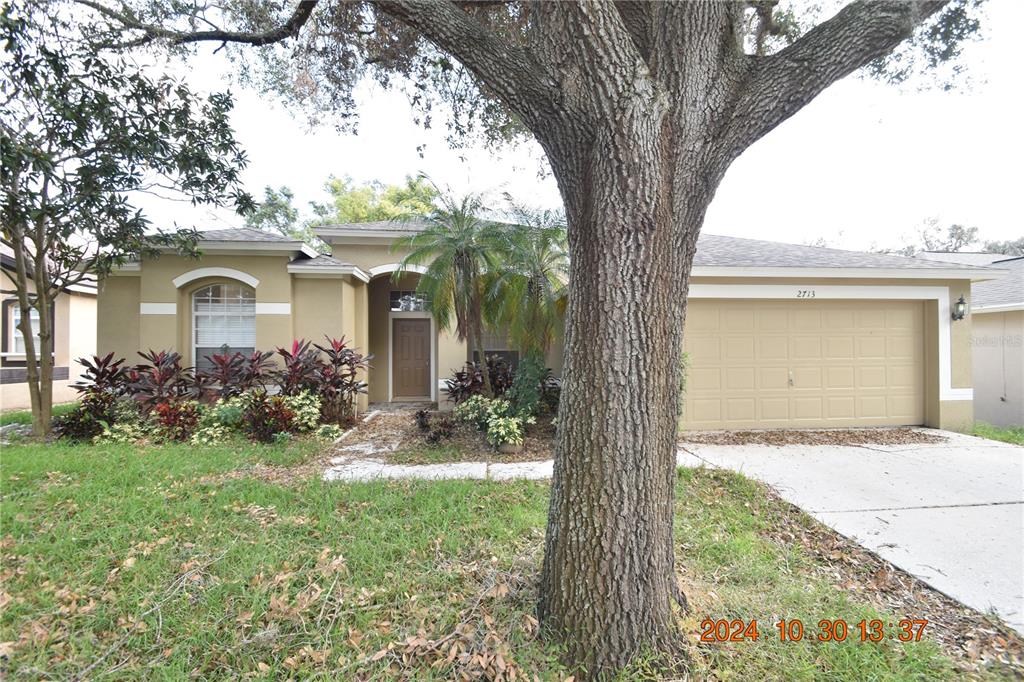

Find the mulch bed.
xmin=338 ymin=410 xmax=555 ymax=465
xmin=755 ymin=478 xmax=1024 ymax=675
xmin=681 ymin=427 xmax=947 ymax=447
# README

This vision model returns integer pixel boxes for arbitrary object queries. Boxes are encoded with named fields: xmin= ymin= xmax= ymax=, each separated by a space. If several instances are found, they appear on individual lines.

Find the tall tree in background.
xmin=245 ymin=176 xmax=439 ymax=250
xmin=983 ymin=237 xmax=1024 ymax=257
xmin=881 ymin=218 xmax=980 ymax=255
xmin=82 ymin=0 xmax=982 ymax=675
xmin=312 ymin=175 xmax=439 ymax=224
xmin=0 ymin=3 xmax=252 ymax=437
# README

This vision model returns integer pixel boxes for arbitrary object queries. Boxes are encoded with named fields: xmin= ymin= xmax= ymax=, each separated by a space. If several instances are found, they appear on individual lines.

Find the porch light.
xmin=952 ymin=295 xmax=968 ymax=321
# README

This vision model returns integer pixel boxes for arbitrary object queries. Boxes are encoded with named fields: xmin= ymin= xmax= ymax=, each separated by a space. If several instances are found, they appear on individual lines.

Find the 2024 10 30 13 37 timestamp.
xmin=699 ymin=618 xmax=929 ymax=643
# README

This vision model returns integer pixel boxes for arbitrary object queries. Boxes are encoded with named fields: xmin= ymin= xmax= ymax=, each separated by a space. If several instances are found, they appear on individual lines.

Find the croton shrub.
xmin=56 ymin=336 xmax=369 ymax=445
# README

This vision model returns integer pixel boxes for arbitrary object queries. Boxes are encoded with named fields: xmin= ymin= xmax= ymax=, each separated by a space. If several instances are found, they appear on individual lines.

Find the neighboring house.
xmin=917 ymin=251 xmax=1023 ymax=427
xmin=96 ymin=225 xmax=998 ymax=431
xmin=0 ymin=252 xmax=97 ymax=410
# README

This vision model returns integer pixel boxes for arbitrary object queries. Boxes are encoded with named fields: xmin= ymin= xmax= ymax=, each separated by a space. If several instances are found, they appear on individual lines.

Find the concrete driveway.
xmin=677 ymin=430 xmax=1024 ymax=634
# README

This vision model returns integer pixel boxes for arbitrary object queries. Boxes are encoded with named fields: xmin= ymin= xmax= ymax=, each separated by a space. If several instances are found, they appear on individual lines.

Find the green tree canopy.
xmin=0 ymin=2 xmax=252 ymax=435
xmin=312 ymin=175 xmax=439 ymax=224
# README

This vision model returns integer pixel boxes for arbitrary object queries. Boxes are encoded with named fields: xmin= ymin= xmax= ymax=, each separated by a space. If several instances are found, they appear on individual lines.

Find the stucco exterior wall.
xmin=972 ymin=310 xmax=1024 ymax=427
xmin=292 ymin=278 xmax=345 ymax=342
xmin=97 ymin=276 xmax=140 ymax=362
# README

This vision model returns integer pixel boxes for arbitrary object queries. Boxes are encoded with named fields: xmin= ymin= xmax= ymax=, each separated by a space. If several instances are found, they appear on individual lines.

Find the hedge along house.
xmin=95 ymin=225 xmax=1000 ymax=431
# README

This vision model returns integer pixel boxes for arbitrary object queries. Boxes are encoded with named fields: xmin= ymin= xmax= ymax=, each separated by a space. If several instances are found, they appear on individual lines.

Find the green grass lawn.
xmin=0 ymin=402 xmax=78 ymax=426
xmin=0 ymin=438 xmax=994 ymax=680
xmin=972 ymin=422 xmax=1024 ymax=446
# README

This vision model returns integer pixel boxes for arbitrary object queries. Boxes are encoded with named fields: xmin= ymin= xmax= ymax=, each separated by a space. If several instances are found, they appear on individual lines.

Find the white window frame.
xmin=191 ymin=283 xmax=257 ymax=368
xmin=11 ymin=305 xmax=40 ymax=355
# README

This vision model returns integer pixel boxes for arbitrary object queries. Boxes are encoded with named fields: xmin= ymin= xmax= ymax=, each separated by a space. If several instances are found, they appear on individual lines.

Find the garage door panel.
xmin=792 ymin=367 xmax=822 ymax=389
xmin=858 ymin=366 xmax=887 ymax=389
xmin=792 ymin=337 xmax=822 ymax=359
xmin=825 ymin=336 xmax=855 ymax=359
xmin=826 ymin=366 xmax=855 ymax=389
xmin=826 ymin=396 xmax=857 ymax=419
xmin=683 ymin=300 xmax=924 ymax=430
xmin=794 ymin=310 xmax=822 ymax=329
xmin=887 ymin=336 xmax=917 ymax=359
xmin=726 ymin=398 xmax=756 ymax=421
xmin=758 ymin=309 xmax=789 ymax=330
xmin=724 ymin=309 xmax=755 ymax=331
xmin=725 ymin=337 xmax=755 ymax=360
xmin=792 ymin=397 xmax=823 ymax=420
xmin=857 ymin=336 xmax=887 ymax=359
xmin=690 ymin=367 xmax=721 ymax=391
xmin=759 ymin=367 xmax=789 ymax=389
xmin=759 ymin=336 xmax=789 ymax=359
xmin=726 ymin=367 xmax=756 ymax=390
xmin=760 ymin=398 xmax=790 ymax=420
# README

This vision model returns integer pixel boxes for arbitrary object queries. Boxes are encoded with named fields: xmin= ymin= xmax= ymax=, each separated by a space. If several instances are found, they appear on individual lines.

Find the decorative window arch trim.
xmin=368 ymin=263 xmax=428 ymax=278
xmin=173 ymin=267 xmax=259 ymax=289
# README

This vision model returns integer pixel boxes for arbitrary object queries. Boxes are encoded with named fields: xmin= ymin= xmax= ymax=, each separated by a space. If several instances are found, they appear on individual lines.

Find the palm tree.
xmin=394 ymin=186 xmax=500 ymax=396
xmin=485 ymin=202 xmax=569 ymax=362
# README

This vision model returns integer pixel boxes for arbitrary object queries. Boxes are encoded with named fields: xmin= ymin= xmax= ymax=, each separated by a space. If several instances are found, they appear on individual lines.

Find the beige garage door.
xmin=683 ymin=300 xmax=925 ymax=430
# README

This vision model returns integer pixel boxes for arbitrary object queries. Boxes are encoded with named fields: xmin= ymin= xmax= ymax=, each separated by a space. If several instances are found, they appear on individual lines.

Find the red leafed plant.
xmin=153 ymin=401 xmax=200 ymax=441
xmin=274 ymin=339 xmax=320 ymax=396
xmin=313 ymin=335 xmax=371 ymax=423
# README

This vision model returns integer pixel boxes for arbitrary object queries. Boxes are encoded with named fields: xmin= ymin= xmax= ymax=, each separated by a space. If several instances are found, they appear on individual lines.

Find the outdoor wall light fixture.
xmin=952 ymin=295 xmax=968 ymax=321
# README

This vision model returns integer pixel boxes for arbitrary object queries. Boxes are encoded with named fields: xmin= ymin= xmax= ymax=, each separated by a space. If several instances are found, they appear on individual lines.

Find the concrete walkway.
xmin=677 ymin=429 xmax=1024 ymax=635
xmin=322 ymin=412 xmax=552 ymax=482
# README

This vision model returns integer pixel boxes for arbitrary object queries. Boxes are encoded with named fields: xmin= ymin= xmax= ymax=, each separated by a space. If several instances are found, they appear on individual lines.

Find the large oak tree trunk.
xmin=539 ymin=113 xmax=712 ymax=677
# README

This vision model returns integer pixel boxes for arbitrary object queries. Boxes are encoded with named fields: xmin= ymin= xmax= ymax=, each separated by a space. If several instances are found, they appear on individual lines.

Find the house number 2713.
xmin=796 ymin=290 xmax=816 ymax=298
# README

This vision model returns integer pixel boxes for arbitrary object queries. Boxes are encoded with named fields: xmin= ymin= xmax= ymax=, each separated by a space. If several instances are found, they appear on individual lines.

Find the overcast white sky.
xmin=140 ymin=0 xmax=1024 ymax=253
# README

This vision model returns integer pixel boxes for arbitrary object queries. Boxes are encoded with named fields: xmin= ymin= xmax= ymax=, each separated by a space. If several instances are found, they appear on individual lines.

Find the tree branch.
xmin=371 ymin=0 xmax=563 ymax=131
xmin=722 ymin=0 xmax=948 ymax=158
xmin=76 ymin=0 xmax=319 ymax=47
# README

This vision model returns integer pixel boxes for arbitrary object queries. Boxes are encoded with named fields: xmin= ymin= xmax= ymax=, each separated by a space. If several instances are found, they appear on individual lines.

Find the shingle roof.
xmin=197 ymin=228 xmax=297 ymax=243
xmin=290 ymin=254 xmax=358 ymax=268
xmin=915 ymin=251 xmax=1007 ymax=266
xmin=319 ymin=221 xmax=995 ymax=272
xmin=315 ymin=219 xmax=433 ymax=233
xmin=971 ymin=257 xmax=1024 ymax=308
xmin=691 ymin=234 xmax=984 ymax=270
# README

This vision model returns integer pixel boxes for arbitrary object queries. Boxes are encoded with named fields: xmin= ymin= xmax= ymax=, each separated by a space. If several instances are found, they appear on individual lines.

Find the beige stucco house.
xmin=95 ymin=225 xmax=997 ymax=431
xmin=1 ymin=253 xmax=97 ymax=410
xmin=919 ymin=251 xmax=1023 ymax=428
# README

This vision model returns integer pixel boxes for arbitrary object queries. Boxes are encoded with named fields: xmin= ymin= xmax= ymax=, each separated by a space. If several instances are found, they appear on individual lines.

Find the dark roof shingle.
xmin=197 ymin=228 xmax=297 ymax=243
xmin=971 ymin=257 xmax=1024 ymax=308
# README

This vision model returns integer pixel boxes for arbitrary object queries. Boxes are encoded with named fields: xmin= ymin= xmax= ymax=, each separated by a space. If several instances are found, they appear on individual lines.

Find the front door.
xmin=393 ymin=318 xmax=431 ymax=399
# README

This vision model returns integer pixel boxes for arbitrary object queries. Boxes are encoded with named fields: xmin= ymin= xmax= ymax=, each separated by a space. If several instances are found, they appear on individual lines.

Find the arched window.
xmin=192 ymin=283 xmax=255 ymax=370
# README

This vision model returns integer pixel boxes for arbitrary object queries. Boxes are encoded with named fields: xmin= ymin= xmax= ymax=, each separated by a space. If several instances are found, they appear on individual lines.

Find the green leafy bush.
xmin=190 ymin=424 xmax=230 ymax=446
xmin=94 ymin=421 xmax=149 ymax=445
xmin=315 ymin=424 xmax=345 ymax=442
xmin=486 ymin=415 xmax=528 ymax=447
xmin=282 ymin=391 xmax=321 ymax=431
xmin=507 ymin=353 xmax=544 ymax=419
xmin=203 ymin=398 xmax=245 ymax=429
xmin=453 ymin=395 xmax=496 ymax=430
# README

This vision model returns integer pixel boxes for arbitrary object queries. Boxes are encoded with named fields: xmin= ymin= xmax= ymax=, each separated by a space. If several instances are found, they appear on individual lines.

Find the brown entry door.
xmin=393 ymin=318 xmax=431 ymax=398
